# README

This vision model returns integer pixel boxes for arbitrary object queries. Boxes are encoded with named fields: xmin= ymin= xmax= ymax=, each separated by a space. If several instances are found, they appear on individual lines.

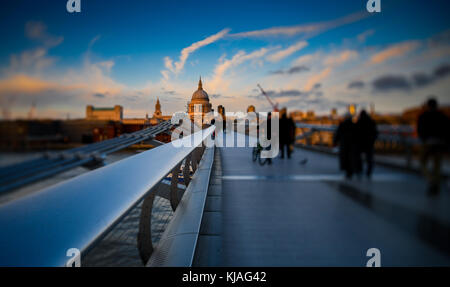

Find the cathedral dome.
xmin=191 ymin=77 xmax=209 ymax=101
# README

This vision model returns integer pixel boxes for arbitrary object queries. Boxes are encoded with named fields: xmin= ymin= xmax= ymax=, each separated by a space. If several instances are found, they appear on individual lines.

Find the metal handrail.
xmin=147 ymin=146 xmax=215 ymax=267
xmin=0 ymin=121 xmax=173 ymax=194
xmin=0 ymin=126 xmax=215 ymax=267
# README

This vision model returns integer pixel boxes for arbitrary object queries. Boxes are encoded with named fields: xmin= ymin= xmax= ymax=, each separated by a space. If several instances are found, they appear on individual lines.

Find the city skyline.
xmin=1 ymin=0 xmax=450 ymax=119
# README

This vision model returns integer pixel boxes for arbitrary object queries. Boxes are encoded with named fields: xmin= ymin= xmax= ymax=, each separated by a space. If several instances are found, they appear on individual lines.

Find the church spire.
xmin=154 ymin=97 xmax=161 ymax=117
xmin=198 ymin=76 xmax=203 ymax=90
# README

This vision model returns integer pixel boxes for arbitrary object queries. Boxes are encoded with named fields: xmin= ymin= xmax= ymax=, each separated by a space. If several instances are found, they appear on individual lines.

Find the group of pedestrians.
xmin=259 ymin=99 xmax=449 ymax=196
xmin=333 ymin=110 xmax=378 ymax=179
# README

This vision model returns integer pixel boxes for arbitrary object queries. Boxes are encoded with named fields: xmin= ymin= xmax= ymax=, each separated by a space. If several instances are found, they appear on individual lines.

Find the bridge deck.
xmin=195 ymin=133 xmax=450 ymax=266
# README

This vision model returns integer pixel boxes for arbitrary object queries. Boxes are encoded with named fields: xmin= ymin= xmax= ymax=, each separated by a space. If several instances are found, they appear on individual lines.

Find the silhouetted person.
xmin=417 ymin=98 xmax=450 ymax=195
xmin=334 ymin=114 xmax=358 ymax=179
xmin=279 ymin=108 xmax=295 ymax=159
xmin=356 ymin=110 xmax=378 ymax=178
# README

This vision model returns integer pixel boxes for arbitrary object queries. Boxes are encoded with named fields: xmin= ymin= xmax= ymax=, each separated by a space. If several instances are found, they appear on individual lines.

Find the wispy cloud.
xmin=292 ymin=52 xmax=321 ymax=66
xmin=266 ymin=41 xmax=308 ymax=62
xmin=357 ymin=29 xmax=375 ymax=43
xmin=209 ymin=47 xmax=271 ymax=92
xmin=370 ymin=41 xmax=420 ymax=64
xmin=25 ymin=21 xmax=63 ymax=47
xmin=229 ymin=12 xmax=368 ymax=39
xmin=163 ymin=28 xmax=230 ymax=77
xmin=270 ymin=65 xmax=310 ymax=75
xmin=304 ymin=67 xmax=332 ymax=91
xmin=3 ymin=21 xmax=64 ymax=76
xmin=324 ymin=50 xmax=358 ymax=66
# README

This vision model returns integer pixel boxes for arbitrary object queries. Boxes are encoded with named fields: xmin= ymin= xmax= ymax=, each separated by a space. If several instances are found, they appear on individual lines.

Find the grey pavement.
xmin=195 ymin=133 xmax=450 ymax=266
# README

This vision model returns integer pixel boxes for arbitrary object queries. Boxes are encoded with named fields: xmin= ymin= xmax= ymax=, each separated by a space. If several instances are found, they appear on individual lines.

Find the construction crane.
xmin=257 ymin=84 xmax=279 ymax=112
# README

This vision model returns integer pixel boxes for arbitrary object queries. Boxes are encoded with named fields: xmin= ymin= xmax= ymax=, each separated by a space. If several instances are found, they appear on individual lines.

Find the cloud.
xmin=0 ymin=53 xmax=129 ymax=118
xmin=412 ymin=73 xmax=433 ymax=87
xmin=97 ymin=60 xmax=115 ymax=73
xmin=25 ymin=21 xmax=63 ymax=47
xmin=163 ymin=28 xmax=230 ymax=76
xmin=371 ymin=63 xmax=450 ymax=93
xmin=428 ymin=29 xmax=450 ymax=47
xmin=324 ymin=50 xmax=358 ymax=66
xmin=160 ymin=70 xmax=170 ymax=81
xmin=270 ymin=65 xmax=310 ymax=75
xmin=292 ymin=52 xmax=320 ymax=66
xmin=251 ymin=89 xmax=305 ymax=99
xmin=93 ymin=93 xmax=106 ymax=98
xmin=412 ymin=63 xmax=450 ymax=87
xmin=0 ymin=74 xmax=60 ymax=94
xmin=251 ymin=82 xmax=321 ymax=100
xmin=163 ymin=90 xmax=177 ymax=95
xmin=357 ymin=29 xmax=375 ymax=43
xmin=88 ymin=35 xmax=102 ymax=49
xmin=370 ymin=41 xmax=420 ymax=64
xmin=230 ymin=11 xmax=367 ymax=39
xmin=266 ymin=41 xmax=308 ymax=62
xmin=6 ymin=48 xmax=56 ymax=75
xmin=3 ymin=21 xmax=63 ymax=76
xmin=434 ymin=63 xmax=450 ymax=78
xmin=304 ymin=67 xmax=332 ymax=91
xmin=348 ymin=80 xmax=365 ymax=89
xmin=271 ymin=90 xmax=305 ymax=98
xmin=372 ymin=75 xmax=412 ymax=92
xmin=209 ymin=47 xmax=271 ymax=92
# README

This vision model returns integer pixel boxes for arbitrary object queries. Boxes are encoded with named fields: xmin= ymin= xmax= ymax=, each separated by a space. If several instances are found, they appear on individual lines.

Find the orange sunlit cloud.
xmin=370 ymin=41 xmax=420 ymax=64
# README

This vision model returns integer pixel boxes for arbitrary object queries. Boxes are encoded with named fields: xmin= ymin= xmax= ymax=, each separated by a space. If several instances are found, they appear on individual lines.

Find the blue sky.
xmin=0 ymin=0 xmax=449 ymax=118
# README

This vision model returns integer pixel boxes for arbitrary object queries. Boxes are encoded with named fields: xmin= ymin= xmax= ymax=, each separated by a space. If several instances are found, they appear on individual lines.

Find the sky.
xmin=0 ymin=0 xmax=449 ymax=119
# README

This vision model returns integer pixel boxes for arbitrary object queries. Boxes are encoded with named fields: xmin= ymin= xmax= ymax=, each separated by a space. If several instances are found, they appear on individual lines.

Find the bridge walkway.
xmin=194 ymin=133 xmax=450 ymax=266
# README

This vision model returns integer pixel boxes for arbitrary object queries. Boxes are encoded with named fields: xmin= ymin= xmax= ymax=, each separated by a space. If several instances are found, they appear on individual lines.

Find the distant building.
xmin=306 ymin=110 xmax=315 ymax=119
xmin=153 ymin=97 xmax=162 ymax=118
xmin=290 ymin=110 xmax=305 ymax=121
xmin=330 ymin=108 xmax=337 ymax=119
xmin=122 ymin=98 xmax=170 ymax=126
xmin=187 ymin=77 xmax=212 ymax=119
xmin=86 ymin=105 xmax=123 ymax=122
xmin=370 ymin=103 xmax=375 ymax=116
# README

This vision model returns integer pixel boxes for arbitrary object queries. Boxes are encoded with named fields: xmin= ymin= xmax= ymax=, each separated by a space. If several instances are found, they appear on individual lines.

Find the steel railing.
xmin=0 ymin=126 xmax=215 ymax=267
xmin=0 ymin=121 xmax=173 ymax=194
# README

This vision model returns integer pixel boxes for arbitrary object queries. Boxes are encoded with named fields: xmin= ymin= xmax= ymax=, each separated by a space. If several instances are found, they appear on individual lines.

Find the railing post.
xmin=191 ymin=146 xmax=201 ymax=172
xmin=170 ymin=162 xmax=183 ymax=211
xmin=137 ymin=184 xmax=159 ymax=265
xmin=183 ymin=154 xmax=192 ymax=186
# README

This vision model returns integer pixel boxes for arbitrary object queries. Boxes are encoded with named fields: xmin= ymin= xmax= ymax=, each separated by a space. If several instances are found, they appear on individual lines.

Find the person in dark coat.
xmin=356 ymin=110 xmax=378 ymax=178
xmin=417 ymin=98 xmax=450 ymax=195
xmin=279 ymin=108 xmax=295 ymax=159
xmin=334 ymin=114 xmax=358 ymax=179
